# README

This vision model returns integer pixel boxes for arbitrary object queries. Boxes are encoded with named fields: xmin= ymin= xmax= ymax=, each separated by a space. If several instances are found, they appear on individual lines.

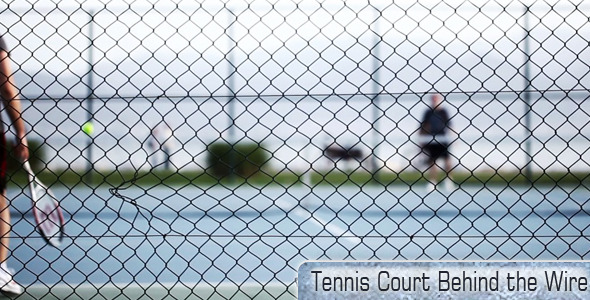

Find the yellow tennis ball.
xmin=82 ymin=122 xmax=94 ymax=135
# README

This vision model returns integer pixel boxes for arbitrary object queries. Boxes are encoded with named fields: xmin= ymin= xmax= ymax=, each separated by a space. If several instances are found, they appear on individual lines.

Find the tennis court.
xmin=8 ymin=183 xmax=589 ymax=298
xmin=1 ymin=0 xmax=590 ymax=299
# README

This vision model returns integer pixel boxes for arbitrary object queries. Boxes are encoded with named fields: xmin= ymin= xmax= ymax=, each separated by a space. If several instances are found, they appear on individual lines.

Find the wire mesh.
xmin=0 ymin=0 xmax=589 ymax=298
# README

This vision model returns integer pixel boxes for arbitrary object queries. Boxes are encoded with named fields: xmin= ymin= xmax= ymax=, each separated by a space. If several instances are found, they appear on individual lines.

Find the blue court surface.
xmin=6 ymin=184 xmax=590 ymax=298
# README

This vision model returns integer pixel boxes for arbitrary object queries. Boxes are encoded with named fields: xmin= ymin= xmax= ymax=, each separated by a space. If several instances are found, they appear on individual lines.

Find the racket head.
xmin=31 ymin=185 xmax=65 ymax=247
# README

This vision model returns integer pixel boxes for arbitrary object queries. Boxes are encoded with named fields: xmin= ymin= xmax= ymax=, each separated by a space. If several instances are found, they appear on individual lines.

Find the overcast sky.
xmin=2 ymin=0 xmax=589 ymax=98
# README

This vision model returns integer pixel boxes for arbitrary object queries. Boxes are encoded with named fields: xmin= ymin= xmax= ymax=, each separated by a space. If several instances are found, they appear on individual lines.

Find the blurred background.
xmin=1 ymin=0 xmax=588 ymax=181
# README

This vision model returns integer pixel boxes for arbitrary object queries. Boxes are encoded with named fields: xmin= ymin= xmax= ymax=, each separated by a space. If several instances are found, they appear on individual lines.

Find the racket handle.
xmin=23 ymin=161 xmax=32 ymax=173
xmin=23 ymin=161 xmax=35 ymax=182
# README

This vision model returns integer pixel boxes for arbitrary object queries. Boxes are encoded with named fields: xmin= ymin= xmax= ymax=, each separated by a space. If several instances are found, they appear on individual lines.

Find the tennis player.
xmin=147 ymin=121 xmax=175 ymax=170
xmin=419 ymin=93 xmax=455 ymax=191
xmin=0 ymin=35 xmax=29 ymax=295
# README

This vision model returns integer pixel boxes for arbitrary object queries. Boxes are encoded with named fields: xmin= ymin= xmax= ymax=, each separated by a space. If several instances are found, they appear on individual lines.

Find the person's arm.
xmin=0 ymin=51 xmax=29 ymax=162
xmin=419 ymin=111 xmax=430 ymax=135
xmin=418 ymin=111 xmax=430 ymax=149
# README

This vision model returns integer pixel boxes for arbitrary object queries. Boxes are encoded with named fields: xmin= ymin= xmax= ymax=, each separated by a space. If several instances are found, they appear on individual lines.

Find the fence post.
xmin=522 ymin=5 xmax=533 ymax=183
xmin=371 ymin=12 xmax=381 ymax=181
xmin=227 ymin=8 xmax=237 ymax=183
xmin=85 ymin=10 xmax=95 ymax=183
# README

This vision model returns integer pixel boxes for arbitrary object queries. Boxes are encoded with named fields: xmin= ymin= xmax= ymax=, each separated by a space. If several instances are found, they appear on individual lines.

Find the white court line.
xmin=25 ymin=282 xmax=296 ymax=299
xmin=275 ymin=198 xmax=362 ymax=245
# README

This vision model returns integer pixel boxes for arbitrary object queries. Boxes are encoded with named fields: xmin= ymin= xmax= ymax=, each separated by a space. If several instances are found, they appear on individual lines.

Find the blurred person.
xmin=419 ymin=93 xmax=455 ymax=192
xmin=147 ymin=121 xmax=174 ymax=170
xmin=0 ymin=35 xmax=29 ymax=295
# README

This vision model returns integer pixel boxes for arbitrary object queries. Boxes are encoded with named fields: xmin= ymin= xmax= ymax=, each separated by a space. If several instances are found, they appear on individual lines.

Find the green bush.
xmin=4 ymin=139 xmax=45 ymax=172
xmin=206 ymin=141 xmax=269 ymax=179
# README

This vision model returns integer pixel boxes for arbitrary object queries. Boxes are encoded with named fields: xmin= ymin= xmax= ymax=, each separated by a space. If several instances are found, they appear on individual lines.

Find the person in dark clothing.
xmin=419 ymin=93 xmax=455 ymax=191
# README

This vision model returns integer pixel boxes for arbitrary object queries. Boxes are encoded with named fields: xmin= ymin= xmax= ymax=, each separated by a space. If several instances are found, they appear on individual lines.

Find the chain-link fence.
xmin=0 ymin=0 xmax=589 ymax=298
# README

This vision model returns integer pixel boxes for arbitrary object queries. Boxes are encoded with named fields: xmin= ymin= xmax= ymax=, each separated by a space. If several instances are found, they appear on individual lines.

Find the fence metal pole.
xmin=85 ymin=10 xmax=95 ymax=183
xmin=371 ymin=13 xmax=381 ymax=181
xmin=523 ymin=5 xmax=533 ymax=183
xmin=227 ymin=8 xmax=237 ymax=183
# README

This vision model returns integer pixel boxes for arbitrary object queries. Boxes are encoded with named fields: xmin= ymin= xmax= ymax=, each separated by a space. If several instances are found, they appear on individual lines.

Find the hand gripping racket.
xmin=23 ymin=161 xmax=64 ymax=247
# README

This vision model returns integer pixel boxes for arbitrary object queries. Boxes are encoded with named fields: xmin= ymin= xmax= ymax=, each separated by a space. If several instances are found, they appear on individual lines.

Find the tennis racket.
xmin=23 ymin=161 xmax=64 ymax=247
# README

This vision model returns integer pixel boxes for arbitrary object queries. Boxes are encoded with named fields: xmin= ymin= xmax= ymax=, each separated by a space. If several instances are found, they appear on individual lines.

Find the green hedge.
xmin=206 ymin=141 xmax=269 ymax=179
